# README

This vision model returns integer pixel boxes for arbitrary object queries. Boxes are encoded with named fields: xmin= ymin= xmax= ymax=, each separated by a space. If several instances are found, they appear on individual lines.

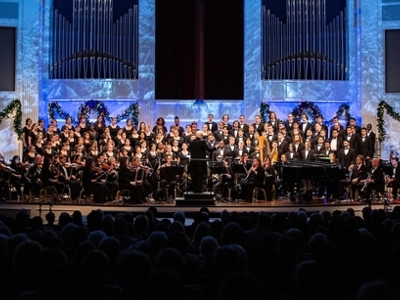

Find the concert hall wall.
xmin=0 ymin=0 xmax=399 ymax=160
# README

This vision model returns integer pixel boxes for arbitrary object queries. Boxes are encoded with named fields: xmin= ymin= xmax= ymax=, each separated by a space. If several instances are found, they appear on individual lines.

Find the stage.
xmin=0 ymin=196 xmax=394 ymax=220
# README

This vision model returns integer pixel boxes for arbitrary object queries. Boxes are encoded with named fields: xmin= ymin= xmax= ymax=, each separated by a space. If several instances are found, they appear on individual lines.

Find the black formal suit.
xmin=266 ymin=133 xmax=278 ymax=146
xmin=238 ymin=123 xmax=249 ymax=133
xmin=358 ymin=135 xmax=373 ymax=158
xmin=301 ymin=122 xmax=312 ymax=137
xmin=188 ymin=138 xmax=216 ymax=192
xmin=247 ymin=132 xmax=256 ymax=142
xmin=329 ymin=125 xmax=345 ymax=138
xmin=204 ymin=121 xmax=218 ymax=133
xmin=245 ymin=145 xmax=255 ymax=155
xmin=293 ymin=143 xmax=305 ymax=154
xmin=221 ymin=134 xmax=231 ymax=145
xmin=285 ymin=151 xmax=300 ymax=160
xmin=300 ymin=148 xmax=315 ymax=160
xmin=338 ymin=163 xmax=368 ymax=199
xmin=233 ymin=147 xmax=248 ymax=158
xmin=344 ymin=134 xmax=358 ymax=151
xmin=328 ymin=137 xmax=343 ymax=153
xmin=364 ymin=166 xmax=385 ymax=201
xmin=289 ymin=129 xmax=304 ymax=139
xmin=231 ymin=128 xmax=240 ymax=139
xmin=277 ymin=140 xmax=289 ymax=156
xmin=338 ymin=148 xmax=356 ymax=168
xmin=367 ymin=131 xmax=376 ymax=156
xmin=314 ymin=144 xmax=326 ymax=155
xmin=224 ymin=144 xmax=238 ymax=158
xmin=268 ymin=120 xmax=280 ymax=133
xmin=213 ymin=129 xmax=224 ymax=142
xmin=235 ymin=134 xmax=247 ymax=145
xmin=252 ymin=122 xmax=264 ymax=134
xmin=320 ymin=123 xmax=329 ymax=134
xmin=285 ymin=120 xmax=294 ymax=132
xmin=304 ymin=137 xmax=316 ymax=148
xmin=388 ymin=165 xmax=400 ymax=199
xmin=212 ymin=148 xmax=226 ymax=161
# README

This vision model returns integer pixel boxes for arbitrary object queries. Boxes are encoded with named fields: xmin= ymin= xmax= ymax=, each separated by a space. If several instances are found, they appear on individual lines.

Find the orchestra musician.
xmin=213 ymin=158 xmax=233 ymax=200
xmin=40 ymin=156 xmax=64 ymax=201
xmin=58 ymin=155 xmax=81 ymax=200
xmin=82 ymin=156 xmax=108 ymax=203
xmin=241 ymin=157 xmax=265 ymax=202
xmin=160 ymin=154 xmax=177 ymax=200
xmin=263 ymin=157 xmax=275 ymax=201
xmin=386 ymin=156 xmax=400 ymax=200
xmin=24 ymin=154 xmax=43 ymax=199
xmin=337 ymin=155 xmax=368 ymax=201
xmin=360 ymin=157 xmax=385 ymax=203
xmin=118 ymin=156 xmax=144 ymax=204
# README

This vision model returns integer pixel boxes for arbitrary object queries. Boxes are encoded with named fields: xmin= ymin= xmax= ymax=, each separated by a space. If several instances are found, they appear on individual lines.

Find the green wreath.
xmin=292 ymin=101 xmax=323 ymax=121
xmin=48 ymin=100 xmax=140 ymax=126
xmin=0 ymin=99 xmax=23 ymax=140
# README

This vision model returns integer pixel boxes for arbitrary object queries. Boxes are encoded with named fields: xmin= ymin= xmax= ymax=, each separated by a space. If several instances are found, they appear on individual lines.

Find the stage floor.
xmin=0 ymin=196 xmax=395 ymax=219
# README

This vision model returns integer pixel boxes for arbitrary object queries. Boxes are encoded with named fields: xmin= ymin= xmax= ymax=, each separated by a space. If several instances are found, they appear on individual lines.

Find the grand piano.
xmin=274 ymin=158 xmax=347 ymax=202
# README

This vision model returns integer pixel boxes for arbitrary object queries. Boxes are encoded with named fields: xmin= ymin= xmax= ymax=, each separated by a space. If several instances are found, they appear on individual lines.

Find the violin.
xmin=91 ymin=165 xmax=103 ymax=173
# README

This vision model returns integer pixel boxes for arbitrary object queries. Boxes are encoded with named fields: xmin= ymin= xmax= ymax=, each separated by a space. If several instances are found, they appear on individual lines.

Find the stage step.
xmin=176 ymin=192 xmax=216 ymax=206
xmin=183 ymin=192 xmax=215 ymax=200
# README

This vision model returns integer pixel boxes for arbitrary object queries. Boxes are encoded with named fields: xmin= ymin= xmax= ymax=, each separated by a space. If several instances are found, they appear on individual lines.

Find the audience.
xmin=0 ymin=206 xmax=400 ymax=299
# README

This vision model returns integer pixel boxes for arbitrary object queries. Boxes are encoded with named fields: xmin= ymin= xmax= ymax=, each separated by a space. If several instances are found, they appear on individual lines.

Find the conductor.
xmin=188 ymin=131 xmax=216 ymax=192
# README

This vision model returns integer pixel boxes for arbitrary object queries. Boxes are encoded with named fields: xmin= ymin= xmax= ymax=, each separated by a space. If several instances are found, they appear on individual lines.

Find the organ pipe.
xmin=51 ymin=0 xmax=138 ymax=79
xmin=262 ymin=0 xmax=347 ymax=80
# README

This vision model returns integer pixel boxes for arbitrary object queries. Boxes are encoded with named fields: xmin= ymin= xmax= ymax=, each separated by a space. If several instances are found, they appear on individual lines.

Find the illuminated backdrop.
xmin=0 ymin=0 xmax=399 ymax=160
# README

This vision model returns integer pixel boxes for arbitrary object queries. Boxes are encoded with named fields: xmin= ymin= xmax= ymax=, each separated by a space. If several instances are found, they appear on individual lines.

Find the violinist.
xmin=119 ymin=156 xmax=144 ymax=204
xmin=40 ymin=156 xmax=63 ymax=201
xmin=58 ymin=155 xmax=80 ymax=200
xmin=25 ymin=154 xmax=43 ymax=199
xmin=103 ymin=156 xmax=118 ymax=201
xmin=82 ymin=156 xmax=108 ymax=203
xmin=213 ymin=158 xmax=233 ymax=200
xmin=263 ymin=157 xmax=275 ymax=201
xmin=159 ymin=154 xmax=177 ymax=200
xmin=241 ymin=157 xmax=265 ymax=202
xmin=0 ymin=162 xmax=8 ymax=201
xmin=8 ymin=156 xmax=24 ymax=200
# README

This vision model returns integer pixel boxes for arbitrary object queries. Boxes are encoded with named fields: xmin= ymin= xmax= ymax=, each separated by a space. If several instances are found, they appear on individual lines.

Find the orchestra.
xmin=2 ymin=111 xmax=395 ymax=205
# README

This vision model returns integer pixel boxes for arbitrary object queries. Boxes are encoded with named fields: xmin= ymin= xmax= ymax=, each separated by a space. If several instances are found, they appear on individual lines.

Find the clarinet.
xmin=361 ymin=173 xmax=372 ymax=192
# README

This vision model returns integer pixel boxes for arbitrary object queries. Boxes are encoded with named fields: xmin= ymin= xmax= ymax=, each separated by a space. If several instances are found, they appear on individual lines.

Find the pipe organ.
xmin=51 ymin=0 xmax=138 ymax=79
xmin=262 ymin=0 xmax=347 ymax=81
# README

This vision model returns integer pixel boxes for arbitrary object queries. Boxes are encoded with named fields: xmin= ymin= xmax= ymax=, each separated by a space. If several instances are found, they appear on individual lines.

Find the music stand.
xmin=232 ymin=163 xmax=248 ymax=203
xmin=188 ymin=158 xmax=211 ymax=194
xmin=159 ymin=165 xmax=184 ymax=201
xmin=209 ymin=164 xmax=226 ymax=201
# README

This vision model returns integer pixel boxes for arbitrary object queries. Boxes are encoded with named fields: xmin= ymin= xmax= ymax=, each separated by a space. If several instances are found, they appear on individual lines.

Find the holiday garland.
xmin=48 ymin=100 xmax=140 ymax=126
xmin=48 ymin=102 xmax=76 ymax=123
xmin=0 ymin=99 xmax=23 ymax=140
xmin=259 ymin=101 xmax=351 ymax=124
xmin=377 ymin=100 xmax=400 ymax=142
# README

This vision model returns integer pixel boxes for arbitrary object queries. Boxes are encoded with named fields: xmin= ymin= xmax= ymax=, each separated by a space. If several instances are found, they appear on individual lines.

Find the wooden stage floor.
xmin=0 ymin=196 xmax=395 ymax=219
